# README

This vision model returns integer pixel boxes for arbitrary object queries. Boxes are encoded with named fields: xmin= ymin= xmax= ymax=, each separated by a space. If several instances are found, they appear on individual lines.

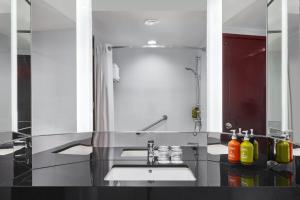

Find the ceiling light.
xmin=144 ymin=19 xmax=160 ymax=26
xmin=142 ymin=44 xmax=166 ymax=48
xmin=147 ymin=40 xmax=157 ymax=45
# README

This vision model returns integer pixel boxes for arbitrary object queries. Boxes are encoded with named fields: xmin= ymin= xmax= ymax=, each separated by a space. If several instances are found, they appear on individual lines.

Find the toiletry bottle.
xmin=228 ymin=130 xmax=240 ymax=164
xmin=249 ymin=129 xmax=259 ymax=160
xmin=240 ymin=131 xmax=254 ymax=165
xmin=275 ymin=135 xmax=290 ymax=164
xmin=287 ymin=134 xmax=293 ymax=161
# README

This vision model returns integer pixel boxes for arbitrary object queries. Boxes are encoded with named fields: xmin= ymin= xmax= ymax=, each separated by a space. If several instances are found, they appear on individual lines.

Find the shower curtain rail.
xmin=136 ymin=115 xmax=168 ymax=135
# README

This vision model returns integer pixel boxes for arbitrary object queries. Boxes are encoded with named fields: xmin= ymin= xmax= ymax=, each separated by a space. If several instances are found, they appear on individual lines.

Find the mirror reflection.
xmin=92 ymin=11 xmax=207 ymax=132
xmin=0 ymin=0 xmax=11 ymax=131
xmin=17 ymin=0 xmax=31 ymax=136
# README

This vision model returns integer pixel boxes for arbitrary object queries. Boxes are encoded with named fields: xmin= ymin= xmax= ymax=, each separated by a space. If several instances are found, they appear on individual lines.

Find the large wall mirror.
xmin=222 ymin=0 xmax=267 ymax=136
xmin=267 ymin=0 xmax=300 ymax=143
xmin=2 ymin=0 xmax=297 ymax=144
xmin=0 ymin=0 xmax=11 ymax=132
xmin=17 ymin=0 xmax=31 ymax=136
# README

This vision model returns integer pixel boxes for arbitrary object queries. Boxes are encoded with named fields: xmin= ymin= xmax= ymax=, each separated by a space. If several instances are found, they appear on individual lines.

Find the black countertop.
xmin=1 ymin=137 xmax=300 ymax=187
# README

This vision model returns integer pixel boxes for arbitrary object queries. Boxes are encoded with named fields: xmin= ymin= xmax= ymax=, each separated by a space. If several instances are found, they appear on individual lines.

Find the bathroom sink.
xmin=104 ymin=165 xmax=196 ymax=181
xmin=120 ymin=149 xmax=148 ymax=157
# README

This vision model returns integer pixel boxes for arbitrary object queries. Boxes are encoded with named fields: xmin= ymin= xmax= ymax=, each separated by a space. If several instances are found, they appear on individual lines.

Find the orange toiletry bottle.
xmin=228 ymin=130 xmax=240 ymax=164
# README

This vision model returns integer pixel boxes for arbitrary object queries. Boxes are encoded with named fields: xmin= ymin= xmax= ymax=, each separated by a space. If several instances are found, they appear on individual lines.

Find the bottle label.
xmin=228 ymin=145 xmax=239 ymax=161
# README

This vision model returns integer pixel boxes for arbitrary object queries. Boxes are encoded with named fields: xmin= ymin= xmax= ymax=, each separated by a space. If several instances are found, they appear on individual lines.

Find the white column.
xmin=76 ymin=0 xmax=93 ymax=132
xmin=11 ymin=0 xmax=18 ymax=132
xmin=281 ymin=0 xmax=289 ymax=131
xmin=207 ymin=0 xmax=223 ymax=132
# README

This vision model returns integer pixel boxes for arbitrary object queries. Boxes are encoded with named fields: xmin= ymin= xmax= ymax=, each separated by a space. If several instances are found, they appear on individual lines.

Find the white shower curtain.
xmin=92 ymin=43 xmax=115 ymax=147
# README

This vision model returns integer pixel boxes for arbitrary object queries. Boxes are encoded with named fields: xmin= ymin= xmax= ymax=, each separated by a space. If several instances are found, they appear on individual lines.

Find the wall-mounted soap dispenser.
xmin=240 ymin=131 xmax=254 ymax=165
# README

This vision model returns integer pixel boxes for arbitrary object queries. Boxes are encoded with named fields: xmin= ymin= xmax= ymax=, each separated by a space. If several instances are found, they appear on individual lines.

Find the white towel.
xmin=208 ymin=144 xmax=228 ymax=155
xmin=113 ymin=63 xmax=120 ymax=82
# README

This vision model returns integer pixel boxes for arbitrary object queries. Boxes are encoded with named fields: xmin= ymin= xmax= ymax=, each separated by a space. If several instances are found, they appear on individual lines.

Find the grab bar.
xmin=136 ymin=115 xmax=168 ymax=135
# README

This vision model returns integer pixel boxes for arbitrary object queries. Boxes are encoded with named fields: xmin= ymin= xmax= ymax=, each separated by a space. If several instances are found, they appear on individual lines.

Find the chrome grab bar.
xmin=136 ymin=115 xmax=168 ymax=135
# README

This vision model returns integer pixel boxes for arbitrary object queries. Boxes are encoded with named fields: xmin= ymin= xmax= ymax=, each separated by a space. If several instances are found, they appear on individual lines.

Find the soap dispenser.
xmin=249 ymin=129 xmax=259 ymax=161
xmin=228 ymin=130 xmax=240 ymax=164
xmin=275 ymin=135 xmax=290 ymax=164
xmin=240 ymin=131 xmax=254 ymax=165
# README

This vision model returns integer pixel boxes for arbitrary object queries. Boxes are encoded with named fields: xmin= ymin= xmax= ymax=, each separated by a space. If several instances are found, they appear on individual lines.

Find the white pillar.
xmin=76 ymin=0 xmax=93 ymax=132
xmin=207 ymin=0 xmax=223 ymax=132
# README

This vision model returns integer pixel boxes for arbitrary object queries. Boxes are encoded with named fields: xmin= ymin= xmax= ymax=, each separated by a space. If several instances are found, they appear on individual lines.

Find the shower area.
xmin=94 ymin=46 xmax=207 ymax=132
xmin=92 ymin=11 xmax=207 ymax=133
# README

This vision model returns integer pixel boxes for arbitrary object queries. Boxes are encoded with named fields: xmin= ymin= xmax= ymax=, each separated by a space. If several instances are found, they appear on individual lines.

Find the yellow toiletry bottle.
xmin=275 ymin=135 xmax=290 ymax=164
xmin=240 ymin=131 xmax=254 ymax=165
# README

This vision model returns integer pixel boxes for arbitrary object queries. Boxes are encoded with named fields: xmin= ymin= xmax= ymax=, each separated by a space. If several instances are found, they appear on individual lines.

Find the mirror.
xmin=92 ymin=10 xmax=207 ymax=132
xmin=267 ymin=0 xmax=300 ymax=143
xmin=17 ymin=0 xmax=31 ymax=135
xmin=0 ymin=0 xmax=11 ymax=131
xmin=222 ymin=0 xmax=267 ymax=136
xmin=287 ymin=0 xmax=299 ymax=142
xmin=267 ymin=0 xmax=283 ymax=134
xmin=30 ymin=0 xmax=77 ymax=135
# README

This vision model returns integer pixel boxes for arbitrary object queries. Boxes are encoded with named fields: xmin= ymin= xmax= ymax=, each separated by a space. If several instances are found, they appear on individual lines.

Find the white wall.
xmin=289 ymin=33 xmax=300 ymax=143
xmin=113 ymin=48 xmax=205 ymax=131
xmin=31 ymin=29 xmax=77 ymax=135
xmin=0 ymin=32 xmax=11 ymax=131
xmin=267 ymin=50 xmax=282 ymax=129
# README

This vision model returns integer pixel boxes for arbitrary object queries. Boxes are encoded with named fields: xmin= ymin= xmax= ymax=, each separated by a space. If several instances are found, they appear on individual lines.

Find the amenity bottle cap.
xmin=230 ymin=130 xmax=237 ymax=139
xmin=250 ymin=129 xmax=254 ymax=136
xmin=243 ymin=131 xmax=249 ymax=141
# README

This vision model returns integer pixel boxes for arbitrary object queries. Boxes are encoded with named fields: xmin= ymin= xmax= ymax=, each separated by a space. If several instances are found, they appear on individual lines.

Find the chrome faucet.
xmin=147 ymin=140 xmax=155 ymax=164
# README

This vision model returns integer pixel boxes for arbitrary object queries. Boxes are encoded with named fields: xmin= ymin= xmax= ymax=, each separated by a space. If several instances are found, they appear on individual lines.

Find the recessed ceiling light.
xmin=147 ymin=40 xmax=157 ymax=45
xmin=144 ymin=19 xmax=160 ymax=26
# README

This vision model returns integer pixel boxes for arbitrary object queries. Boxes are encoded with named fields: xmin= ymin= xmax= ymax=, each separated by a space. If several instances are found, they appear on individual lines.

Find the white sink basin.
xmin=56 ymin=145 xmax=93 ymax=155
xmin=120 ymin=149 xmax=148 ymax=157
xmin=104 ymin=166 xmax=196 ymax=181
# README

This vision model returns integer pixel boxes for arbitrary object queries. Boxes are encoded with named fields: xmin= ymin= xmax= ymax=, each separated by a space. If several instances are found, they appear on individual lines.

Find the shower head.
xmin=185 ymin=67 xmax=198 ymax=76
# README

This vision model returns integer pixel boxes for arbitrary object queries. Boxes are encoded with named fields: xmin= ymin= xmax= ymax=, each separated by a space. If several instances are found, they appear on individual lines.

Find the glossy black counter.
xmin=1 ymin=138 xmax=300 ymax=187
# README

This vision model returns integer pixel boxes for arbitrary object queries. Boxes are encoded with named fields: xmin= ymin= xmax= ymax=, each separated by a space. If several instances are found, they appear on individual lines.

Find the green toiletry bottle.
xmin=240 ymin=131 xmax=254 ymax=165
xmin=249 ymin=129 xmax=259 ymax=161
xmin=275 ymin=135 xmax=290 ymax=164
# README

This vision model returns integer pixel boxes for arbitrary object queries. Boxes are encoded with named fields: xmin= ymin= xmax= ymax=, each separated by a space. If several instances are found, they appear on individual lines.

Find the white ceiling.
xmin=223 ymin=0 xmax=266 ymax=35
xmin=93 ymin=0 xmax=206 ymax=11
xmin=31 ymin=0 xmax=75 ymax=31
xmin=93 ymin=11 xmax=207 ymax=47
